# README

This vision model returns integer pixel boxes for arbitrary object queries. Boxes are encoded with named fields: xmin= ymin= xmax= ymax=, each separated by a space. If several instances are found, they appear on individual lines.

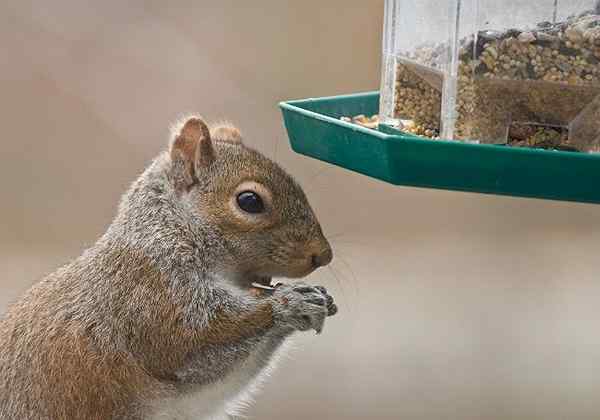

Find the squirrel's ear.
xmin=210 ymin=122 xmax=243 ymax=145
xmin=170 ymin=116 xmax=215 ymax=189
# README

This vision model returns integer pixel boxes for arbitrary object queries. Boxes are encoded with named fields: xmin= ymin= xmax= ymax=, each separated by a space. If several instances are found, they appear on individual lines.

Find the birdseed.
xmin=393 ymin=9 xmax=600 ymax=151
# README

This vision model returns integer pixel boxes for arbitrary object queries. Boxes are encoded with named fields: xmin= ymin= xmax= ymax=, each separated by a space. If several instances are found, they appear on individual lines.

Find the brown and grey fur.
xmin=0 ymin=117 xmax=335 ymax=420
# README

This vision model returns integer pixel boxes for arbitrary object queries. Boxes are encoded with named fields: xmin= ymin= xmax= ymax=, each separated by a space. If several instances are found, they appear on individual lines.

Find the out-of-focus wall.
xmin=1 ymin=1 xmax=600 ymax=419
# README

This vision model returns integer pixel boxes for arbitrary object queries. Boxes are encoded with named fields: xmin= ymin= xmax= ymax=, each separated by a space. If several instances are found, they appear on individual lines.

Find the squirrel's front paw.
xmin=271 ymin=283 xmax=337 ymax=334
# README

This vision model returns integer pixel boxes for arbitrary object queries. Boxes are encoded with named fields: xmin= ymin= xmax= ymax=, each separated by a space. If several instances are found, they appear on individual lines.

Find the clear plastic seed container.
xmin=379 ymin=0 xmax=600 ymax=152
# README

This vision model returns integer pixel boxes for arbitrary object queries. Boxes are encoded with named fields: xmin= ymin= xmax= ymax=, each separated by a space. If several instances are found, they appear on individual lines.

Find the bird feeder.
xmin=280 ymin=0 xmax=600 ymax=203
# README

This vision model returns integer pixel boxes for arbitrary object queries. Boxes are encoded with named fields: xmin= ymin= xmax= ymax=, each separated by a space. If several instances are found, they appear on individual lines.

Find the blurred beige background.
xmin=2 ymin=1 xmax=600 ymax=419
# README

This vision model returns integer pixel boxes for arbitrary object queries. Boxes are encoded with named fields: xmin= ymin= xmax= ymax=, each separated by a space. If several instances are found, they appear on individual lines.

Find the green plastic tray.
xmin=279 ymin=91 xmax=600 ymax=204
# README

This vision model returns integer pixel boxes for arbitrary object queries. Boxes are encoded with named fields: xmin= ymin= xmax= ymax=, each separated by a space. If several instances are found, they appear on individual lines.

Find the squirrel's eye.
xmin=236 ymin=191 xmax=265 ymax=214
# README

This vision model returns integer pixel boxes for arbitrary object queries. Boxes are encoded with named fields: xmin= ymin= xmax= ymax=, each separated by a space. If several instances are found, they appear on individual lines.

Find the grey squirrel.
xmin=0 ymin=117 xmax=337 ymax=420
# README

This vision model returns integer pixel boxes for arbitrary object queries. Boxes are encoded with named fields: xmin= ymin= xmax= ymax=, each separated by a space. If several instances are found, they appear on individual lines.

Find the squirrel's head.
xmin=168 ymin=116 xmax=332 ymax=288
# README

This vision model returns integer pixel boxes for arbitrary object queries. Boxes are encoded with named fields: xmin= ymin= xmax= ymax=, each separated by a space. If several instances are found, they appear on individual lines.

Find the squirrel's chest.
xmin=145 ymin=335 xmax=290 ymax=420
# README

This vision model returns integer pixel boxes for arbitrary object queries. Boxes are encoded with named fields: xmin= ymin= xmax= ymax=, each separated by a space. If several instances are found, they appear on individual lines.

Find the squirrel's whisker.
xmin=329 ymin=251 xmax=361 ymax=309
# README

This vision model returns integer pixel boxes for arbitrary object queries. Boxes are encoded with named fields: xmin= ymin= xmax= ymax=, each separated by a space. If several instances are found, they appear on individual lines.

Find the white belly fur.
xmin=146 ymin=339 xmax=293 ymax=420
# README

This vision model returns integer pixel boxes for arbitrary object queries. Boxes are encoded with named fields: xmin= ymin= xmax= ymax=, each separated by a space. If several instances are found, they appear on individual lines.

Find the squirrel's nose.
xmin=311 ymin=246 xmax=333 ymax=268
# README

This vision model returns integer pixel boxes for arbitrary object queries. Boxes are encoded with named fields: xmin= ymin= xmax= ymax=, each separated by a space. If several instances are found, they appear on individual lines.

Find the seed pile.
xmin=340 ymin=114 xmax=444 ymax=140
xmin=340 ymin=114 xmax=379 ymax=129
xmin=394 ymin=10 xmax=600 ymax=151
xmin=394 ymin=62 xmax=441 ymax=137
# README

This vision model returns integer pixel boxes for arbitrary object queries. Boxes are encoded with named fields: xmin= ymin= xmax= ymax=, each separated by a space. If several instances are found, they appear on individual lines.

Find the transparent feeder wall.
xmin=380 ymin=0 xmax=600 ymax=152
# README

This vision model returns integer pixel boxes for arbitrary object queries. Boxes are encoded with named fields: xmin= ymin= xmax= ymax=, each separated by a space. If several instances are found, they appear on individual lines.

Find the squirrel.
xmin=0 ymin=116 xmax=337 ymax=420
